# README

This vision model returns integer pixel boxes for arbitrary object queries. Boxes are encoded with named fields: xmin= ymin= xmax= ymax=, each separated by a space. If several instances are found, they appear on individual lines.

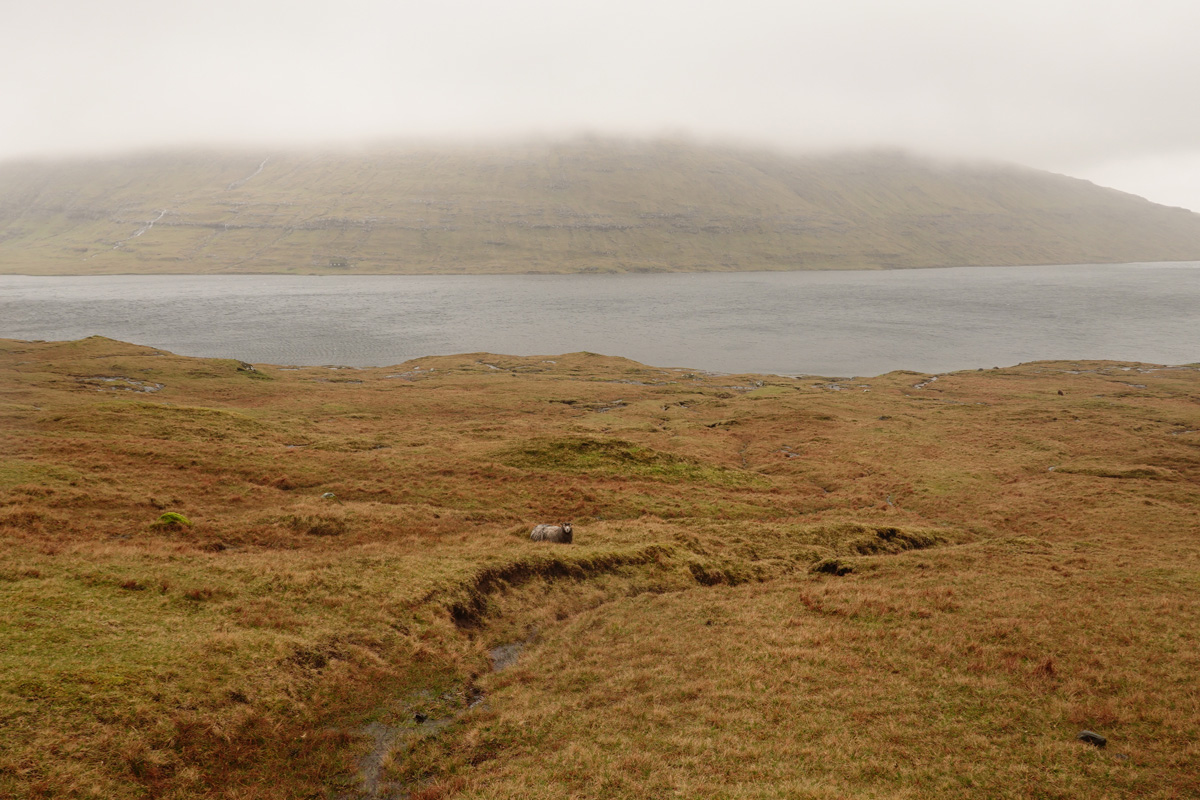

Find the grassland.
xmin=4 ymin=139 xmax=1200 ymax=276
xmin=1 ymin=336 xmax=1198 ymax=798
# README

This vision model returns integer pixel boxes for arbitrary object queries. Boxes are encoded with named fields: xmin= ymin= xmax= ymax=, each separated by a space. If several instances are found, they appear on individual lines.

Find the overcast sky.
xmin=3 ymin=0 xmax=1198 ymax=210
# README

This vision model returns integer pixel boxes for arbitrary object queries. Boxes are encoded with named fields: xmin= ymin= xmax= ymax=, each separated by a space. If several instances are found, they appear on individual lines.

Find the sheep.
xmin=530 ymin=522 xmax=573 ymax=543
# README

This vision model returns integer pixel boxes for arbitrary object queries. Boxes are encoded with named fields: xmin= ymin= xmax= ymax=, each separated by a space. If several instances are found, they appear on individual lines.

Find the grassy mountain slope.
xmin=2 ymin=337 xmax=1199 ymax=798
xmin=3 ymin=139 xmax=1200 ymax=274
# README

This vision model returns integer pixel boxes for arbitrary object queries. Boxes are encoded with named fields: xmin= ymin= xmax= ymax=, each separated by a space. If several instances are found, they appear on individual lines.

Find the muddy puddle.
xmin=487 ymin=640 xmax=526 ymax=672
xmin=341 ymin=636 xmax=530 ymax=799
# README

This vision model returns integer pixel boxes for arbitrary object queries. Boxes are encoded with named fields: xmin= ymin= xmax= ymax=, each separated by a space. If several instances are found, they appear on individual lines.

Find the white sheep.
xmin=530 ymin=522 xmax=573 ymax=543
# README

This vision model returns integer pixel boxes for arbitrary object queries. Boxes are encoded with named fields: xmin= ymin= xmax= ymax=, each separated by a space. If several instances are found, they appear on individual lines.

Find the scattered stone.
xmin=1077 ymin=730 xmax=1107 ymax=748
xmin=78 ymin=376 xmax=164 ymax=393
xmin=321 ymin=492 xmax=337 ymax=500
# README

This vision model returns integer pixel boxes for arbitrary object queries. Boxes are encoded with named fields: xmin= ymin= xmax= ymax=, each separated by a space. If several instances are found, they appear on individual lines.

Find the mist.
xmin=3 ymin=0 xmax=1199 ymax=210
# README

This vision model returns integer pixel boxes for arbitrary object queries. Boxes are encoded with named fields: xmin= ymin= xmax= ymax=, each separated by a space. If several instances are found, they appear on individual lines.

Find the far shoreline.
xmin=3 ymin=259 xmax=1199 ymax=279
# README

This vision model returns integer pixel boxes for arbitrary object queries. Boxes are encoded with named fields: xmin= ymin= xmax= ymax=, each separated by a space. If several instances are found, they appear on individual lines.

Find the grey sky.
xmin=3 ymin=0 xmax=1198 ymax=210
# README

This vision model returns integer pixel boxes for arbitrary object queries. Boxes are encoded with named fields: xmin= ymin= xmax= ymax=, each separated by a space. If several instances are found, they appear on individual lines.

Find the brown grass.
xmin=0 ymin=336 xmax=1198 ymax=798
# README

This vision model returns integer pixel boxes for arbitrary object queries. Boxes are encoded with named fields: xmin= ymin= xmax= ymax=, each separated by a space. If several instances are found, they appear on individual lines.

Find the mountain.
xmin=3 ymin=138 xmax=1200 ymax=274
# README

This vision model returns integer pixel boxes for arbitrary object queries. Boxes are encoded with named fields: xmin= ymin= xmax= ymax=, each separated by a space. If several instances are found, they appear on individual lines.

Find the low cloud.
xmin=3 ymin=0 xmax=1199 ymax=210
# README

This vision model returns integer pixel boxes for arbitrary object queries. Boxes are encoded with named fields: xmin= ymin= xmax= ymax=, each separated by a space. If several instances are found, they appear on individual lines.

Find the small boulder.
xmin=1077 ymin=730 xmax=1107 ymax=748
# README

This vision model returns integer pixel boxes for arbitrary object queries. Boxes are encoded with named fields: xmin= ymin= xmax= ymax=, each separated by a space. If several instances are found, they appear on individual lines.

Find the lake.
xmin=1 ymin=263 xmax=1198 ymax=376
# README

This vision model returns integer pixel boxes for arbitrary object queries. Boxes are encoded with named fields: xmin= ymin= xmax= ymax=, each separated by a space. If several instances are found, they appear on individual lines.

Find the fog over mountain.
xmin=4 ymin=140 xmax=1199 ymax=275
xmin=2 ymin=0 xmax=1199 ymax=213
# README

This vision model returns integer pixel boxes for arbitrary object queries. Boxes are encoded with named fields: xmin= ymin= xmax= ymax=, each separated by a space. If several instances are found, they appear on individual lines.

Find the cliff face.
xmin=3 ymin=139 xmax=1200 ymax=274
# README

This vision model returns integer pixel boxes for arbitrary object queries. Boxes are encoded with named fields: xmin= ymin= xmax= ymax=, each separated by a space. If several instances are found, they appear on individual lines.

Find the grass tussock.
xmin=1 ymin=339 xmax=1199 ymax=798
xmin=497 ymin=436 xmax=764 ymax=486
xmin=1054 ymin=462 xmax=1181 ymax=480
xmin=279 ymin=513 xmax=348 ymax=537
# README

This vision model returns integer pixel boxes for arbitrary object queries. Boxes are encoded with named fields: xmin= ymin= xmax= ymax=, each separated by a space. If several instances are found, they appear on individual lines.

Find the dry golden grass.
xmin=428 ymin=534 xmax=1200 ymax=799
xmin=1 ymin=336 xmax=1198 ymax=798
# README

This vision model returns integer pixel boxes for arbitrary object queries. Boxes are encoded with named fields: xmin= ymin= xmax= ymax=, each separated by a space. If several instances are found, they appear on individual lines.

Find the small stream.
xmin=344 ymin=638 xmax=529 ymax=799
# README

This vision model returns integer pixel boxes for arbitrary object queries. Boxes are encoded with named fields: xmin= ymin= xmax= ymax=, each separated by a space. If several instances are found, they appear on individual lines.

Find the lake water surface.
xmin=2 ymin=263 xmax=1198 ymax=376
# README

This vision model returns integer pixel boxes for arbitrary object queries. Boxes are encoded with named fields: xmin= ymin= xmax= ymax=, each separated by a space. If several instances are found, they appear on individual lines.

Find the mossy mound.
xmin=151 ymin=511 xmax=192 ymax=530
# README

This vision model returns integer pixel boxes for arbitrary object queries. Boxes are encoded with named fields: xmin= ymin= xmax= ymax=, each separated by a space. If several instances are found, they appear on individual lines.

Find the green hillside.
xmin=3 ymin=138 xmax=1200 ymax=274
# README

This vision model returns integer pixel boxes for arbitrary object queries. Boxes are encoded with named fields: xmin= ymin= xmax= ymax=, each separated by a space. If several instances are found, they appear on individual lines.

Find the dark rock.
xmin=1077 ymin=730 xmax=1107 ymax=748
